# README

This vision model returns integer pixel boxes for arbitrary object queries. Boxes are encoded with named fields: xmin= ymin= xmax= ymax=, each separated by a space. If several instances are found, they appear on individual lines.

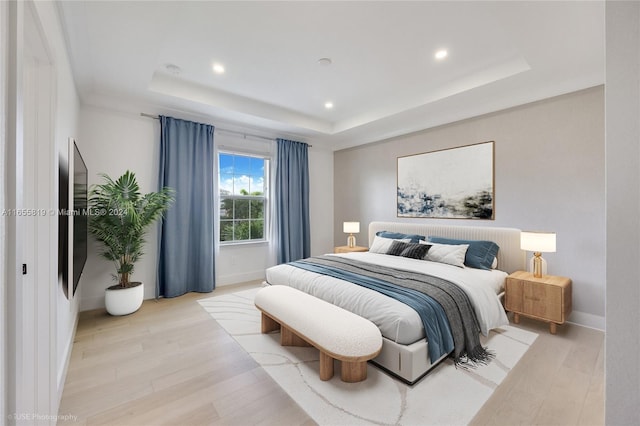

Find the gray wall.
xmin=605 ymin=1 xmax=640 ymax=423
xmin=334 ymin=86 xmax=605 ymax=328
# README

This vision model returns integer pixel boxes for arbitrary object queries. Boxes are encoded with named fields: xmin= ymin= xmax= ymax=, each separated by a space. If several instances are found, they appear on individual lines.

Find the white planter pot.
xmin=105 ymin=282 xmax=144 ymax=316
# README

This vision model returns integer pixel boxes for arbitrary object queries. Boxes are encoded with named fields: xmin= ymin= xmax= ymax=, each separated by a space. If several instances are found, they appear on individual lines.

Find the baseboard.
xmin=568 ymin=310 xmax=605 ymax=331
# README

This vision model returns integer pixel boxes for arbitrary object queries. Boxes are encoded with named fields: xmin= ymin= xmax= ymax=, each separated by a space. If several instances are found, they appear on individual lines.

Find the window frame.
xmin=218 ymin=150 xmax=270 ymax=245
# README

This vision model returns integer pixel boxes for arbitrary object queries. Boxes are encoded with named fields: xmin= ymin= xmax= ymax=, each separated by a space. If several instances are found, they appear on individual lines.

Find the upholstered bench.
xmin=254 ymin=285 xmax=383 ymax=382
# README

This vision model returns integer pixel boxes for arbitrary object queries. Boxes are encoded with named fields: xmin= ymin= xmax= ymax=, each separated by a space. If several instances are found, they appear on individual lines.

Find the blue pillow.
xmin=376 ymin=231 xmax=426 ymax=244
xmin=427 ymin=236 xmax=499 ymax=270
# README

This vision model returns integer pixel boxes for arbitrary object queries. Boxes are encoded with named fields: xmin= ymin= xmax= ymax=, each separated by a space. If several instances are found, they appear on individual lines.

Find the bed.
xmin=265 ymin=221 xmax=526 ymax=384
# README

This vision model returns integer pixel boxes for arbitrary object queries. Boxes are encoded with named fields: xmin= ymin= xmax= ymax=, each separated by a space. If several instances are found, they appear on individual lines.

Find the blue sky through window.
xmin=219 ymin=153 xmax=265 ymax=195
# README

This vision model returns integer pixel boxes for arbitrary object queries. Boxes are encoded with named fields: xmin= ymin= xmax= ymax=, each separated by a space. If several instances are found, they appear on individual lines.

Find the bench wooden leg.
xmin=341 ymin=361 xmax=367 ymax=383
xmin=281 ymin=325 xmax=312 ymax=347
xmin=319 ymin=351 xmax=334 ymax=381
xmin=261 ymin=312 xmax=280 ymax=333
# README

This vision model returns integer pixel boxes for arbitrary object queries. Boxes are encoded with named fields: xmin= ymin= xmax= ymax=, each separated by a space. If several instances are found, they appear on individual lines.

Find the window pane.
xmin=235 ymin=199 xmax=250 ymax=219
xmin=220 ymin=220 xmax=234 ymax=242
xmin=250 ymin=157 xmax=264 ymax=176
xmin=234 ymin=175 xmax=250 ymax=195
xmin=219 ymin=154 xmax=234 ymax=174
xmin=250 ymin=175 xmax=264 ymax=195
xmin=250 ymin=220 xmax=264 ymax=239
xmin=235 ymin=220 xmax=250 ymax=240
xmin=220 ymin=174 xmax=234 ymax=195
xmin=234 ymin=156 xmax=251 ymax=175
xmin=250 ymin=200 xmax=264 ymax=219
xmin=220 ymin=198 xmax=233 ymax=220
xmin=250 ymin=157 xmax=265 ymax=194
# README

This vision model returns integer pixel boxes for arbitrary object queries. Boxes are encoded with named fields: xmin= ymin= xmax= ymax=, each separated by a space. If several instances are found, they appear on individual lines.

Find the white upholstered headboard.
xmin=368 ymin=222 xmax=526 ymax=274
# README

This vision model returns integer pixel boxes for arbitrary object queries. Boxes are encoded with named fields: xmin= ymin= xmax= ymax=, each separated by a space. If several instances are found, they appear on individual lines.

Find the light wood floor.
xmin=471 ymin=315 xmax=604 ymax=426
xmin=59 ymin=282 xmax=604 ymax=426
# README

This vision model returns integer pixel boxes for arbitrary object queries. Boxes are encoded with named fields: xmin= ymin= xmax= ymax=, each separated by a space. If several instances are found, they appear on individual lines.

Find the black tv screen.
xmin=58 ymin=152 xmax=69 ymax=299
xmin=72 ymin=141 xmax=88 ymax=295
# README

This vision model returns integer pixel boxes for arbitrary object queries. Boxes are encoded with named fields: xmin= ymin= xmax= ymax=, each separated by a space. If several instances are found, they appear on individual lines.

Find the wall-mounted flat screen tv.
xmin=72 ymin=141 xmax=88 ymax=295
xmin=58 ymin=150 xmax=69 ymax=299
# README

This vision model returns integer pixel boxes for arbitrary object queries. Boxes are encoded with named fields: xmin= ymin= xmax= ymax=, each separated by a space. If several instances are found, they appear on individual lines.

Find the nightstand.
xmin=504 ymin=271 xmax=572 ymax=334
xmin=334 ymin=246 xmax=368 ymax=254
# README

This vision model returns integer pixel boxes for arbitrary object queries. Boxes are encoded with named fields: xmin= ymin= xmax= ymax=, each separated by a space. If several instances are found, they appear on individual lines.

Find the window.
xmin=219 ymin=152 xmax=268 ymax=243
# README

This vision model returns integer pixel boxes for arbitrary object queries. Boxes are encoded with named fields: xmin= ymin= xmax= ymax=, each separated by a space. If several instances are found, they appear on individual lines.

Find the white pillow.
xmin=369 ymin=236 xmax=411 ymax=254
xmin=422 ymin=242 xmax=469 ymax=268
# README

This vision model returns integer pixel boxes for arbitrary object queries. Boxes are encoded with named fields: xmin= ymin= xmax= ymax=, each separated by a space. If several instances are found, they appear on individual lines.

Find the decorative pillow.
xmin=376 ymin=231 xmax=426 ymax=244
xmin=427 ymin=236 xmax=499 ymax=270
xmin=386 ymin=240 xmax=431 ymax=259
xmin=492 ymin=257 xmax=498 ymax=269
xmin=369 ymin=235 xmax=411 ymax=254
xmin=424 ymin=242 xmax=469 ymax=268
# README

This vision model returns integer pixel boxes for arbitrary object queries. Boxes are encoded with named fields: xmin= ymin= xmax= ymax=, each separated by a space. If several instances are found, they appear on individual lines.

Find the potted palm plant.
xmin=88 ymin=170 xmax=174 ymax=316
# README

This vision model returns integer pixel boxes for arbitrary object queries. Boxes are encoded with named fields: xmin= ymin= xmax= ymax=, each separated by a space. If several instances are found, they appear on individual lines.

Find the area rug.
xmin=198 ymin=287 xmax=537 ymax=426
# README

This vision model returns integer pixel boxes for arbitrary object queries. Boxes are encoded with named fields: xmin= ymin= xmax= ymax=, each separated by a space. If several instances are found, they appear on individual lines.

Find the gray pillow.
xmin=386 ymin=240 xmax=431 ymax=259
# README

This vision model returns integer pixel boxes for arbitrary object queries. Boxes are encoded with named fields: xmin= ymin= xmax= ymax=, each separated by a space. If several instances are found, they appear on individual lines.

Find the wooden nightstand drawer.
xmin=505 ymin=271 xmax=572 ymax=334
xmin=523 ymin=281 xmax=563 ymax=322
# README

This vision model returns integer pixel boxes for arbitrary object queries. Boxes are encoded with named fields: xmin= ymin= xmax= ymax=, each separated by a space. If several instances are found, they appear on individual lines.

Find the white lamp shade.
xmin=343 ymin=221 xmax=360 ymax=233
xmin=520 ymin=231 xmax=556 ymax=253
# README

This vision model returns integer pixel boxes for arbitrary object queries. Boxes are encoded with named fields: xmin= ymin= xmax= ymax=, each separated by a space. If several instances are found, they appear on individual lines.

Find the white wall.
xmin=334 ymin=87 xmax=605 ymax=330
xmin=605 ymin=1 xmax=640 ymax=423
xmin=78 ymin=106 xmax=161 ymax=310
xmin=79 ymin=105 xmax=334 ymax=309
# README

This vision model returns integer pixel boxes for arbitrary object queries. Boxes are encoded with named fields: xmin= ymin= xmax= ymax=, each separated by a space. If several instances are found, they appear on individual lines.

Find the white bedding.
xmin=265 ymin=252 xmax=509 ymax=345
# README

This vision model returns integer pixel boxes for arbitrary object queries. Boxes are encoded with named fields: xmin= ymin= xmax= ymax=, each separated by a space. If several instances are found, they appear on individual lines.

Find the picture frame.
xmin=397 ymin=141 xmax=495 ymax=219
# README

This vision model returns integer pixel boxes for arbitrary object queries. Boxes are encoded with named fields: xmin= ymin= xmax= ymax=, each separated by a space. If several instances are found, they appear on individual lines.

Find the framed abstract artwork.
xmin=397 ymin=141 xmax=495 ymax=219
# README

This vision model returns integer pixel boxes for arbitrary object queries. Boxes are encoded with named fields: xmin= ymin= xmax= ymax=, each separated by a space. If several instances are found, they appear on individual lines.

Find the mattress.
xmin=265 ymin=251 xmax=509 ymax=345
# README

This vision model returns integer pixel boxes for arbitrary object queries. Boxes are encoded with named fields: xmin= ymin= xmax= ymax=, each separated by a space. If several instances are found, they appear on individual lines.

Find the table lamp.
xmin=343 ymin=222 xmax=360 ymax=248
xmin=520 ymin=231 xmax=556 ymax=278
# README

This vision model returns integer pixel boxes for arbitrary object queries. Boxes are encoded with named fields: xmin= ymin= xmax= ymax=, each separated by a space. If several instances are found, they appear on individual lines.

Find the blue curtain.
xmin=276 ymin=138 xmax=311 ymax=264
xmin=157 ymin=116 xmax=215 ymax=297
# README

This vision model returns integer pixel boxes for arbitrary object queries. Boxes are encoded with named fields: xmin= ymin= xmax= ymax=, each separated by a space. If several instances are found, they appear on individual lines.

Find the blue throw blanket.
xmin=289 ymin=259 xmax=455 ymax=362
xmin=289 ymin=255 xmax=492 ymax=366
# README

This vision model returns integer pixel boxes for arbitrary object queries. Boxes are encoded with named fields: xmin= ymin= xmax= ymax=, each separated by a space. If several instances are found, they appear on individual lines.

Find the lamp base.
xmin=347 ymin=234 xmax=356 ymax=248
xmin=529 ymin=252 xmax=548 ymax=278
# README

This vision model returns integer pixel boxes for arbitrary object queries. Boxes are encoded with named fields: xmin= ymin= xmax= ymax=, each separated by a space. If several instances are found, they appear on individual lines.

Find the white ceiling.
xmin=58 ymin=1 xmax=604 ymax=150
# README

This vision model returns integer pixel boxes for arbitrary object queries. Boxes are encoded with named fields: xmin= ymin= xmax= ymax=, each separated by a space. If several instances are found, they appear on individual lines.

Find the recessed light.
xmin=318 ymin=57 xmax=332 ymax=66
xmin=212 ymin=63 xmax=225 ymax=74
xmin=435 ymin=49 xmax=448 ymax=60
xmin=324 ymin=102 xmax=334 ymax=109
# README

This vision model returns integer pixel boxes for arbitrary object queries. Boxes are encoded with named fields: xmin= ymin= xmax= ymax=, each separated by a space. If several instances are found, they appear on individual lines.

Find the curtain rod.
xmin=140 ymin=112 xmax=311 ymax=147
